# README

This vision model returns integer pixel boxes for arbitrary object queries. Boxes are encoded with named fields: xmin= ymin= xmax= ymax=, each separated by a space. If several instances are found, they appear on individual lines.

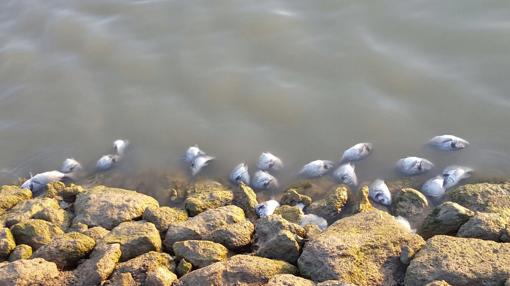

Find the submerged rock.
xmin=446 ymin=182 xmax=510 ymax=218
xmin=173 ymin=240 xmax=228 ymax=268
xmin=0 ymin=228 xmax=15 ymax=259
xmin=391 ymin=188 xmax=429 ymax=227
xmin=10 ymin=219 xmax=64 ymax=250
xmin=183 ymin=180 xmax=233 ymax=216
xmin=265 ymin=274 xmax=315 ymax=286
xmin=110 ymin=251 xmax=175 ymax=285
xmin=0 ymin=258 xmax=59 ymax=286
xmin=306 ymin=185 xmax=348 ymax=222
xmin=457 ymin=212 xmax=508 ymax=241
xmin=0 ymin=186 xmax=32 ymax=215
xmin=298 ymin=210 xmax=425 ymax=285
xmin=32 ymin=232 xmax=95 ymax=269
xmin=8 ymin=244 xmax=32 ymax=262
xmin=405 ymin=235 xmax=510 ymax=286
xmin=232 ymin=183 xmax=259 ymax=221
xmin=177 ymin=254 xmax=297 ymax=286
xmin=143 ymin=206 xmax=188 ymax=233
xmin=73 ymin=186 xmax=159 ymax=230
xmin=72 ymin=243 xmax=122 ymax=286
xmin=419 ymin=202 xmax=474 ymax=239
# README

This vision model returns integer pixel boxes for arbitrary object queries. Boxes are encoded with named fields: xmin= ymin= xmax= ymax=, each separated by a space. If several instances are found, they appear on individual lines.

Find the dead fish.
xmin=369 ymin=179 xmax=392 ymax=206
xmin=442 ymin=166 xmax=473 ymax=189
xmin=61 ymin=158 xmax=82 ymax=173
xmin=96 ymin=154 xmax=120 ymax=171
xmin=252 ymin=170 xmax=279 ymax=190
xmin=396 ymin=157 xmax=434 ymax=176
xmin=185 ymin=145 xmax=206 ymax=163
xmin=113 ymin=139 xmax=129 ymax=156
xmin=257 ymin=152 xmax=284 ymax=172
xmin=300 ymin=214 xmax=328 ymax=230
xmin=298 ymin=160 xmax=334 ymax=178
xmin=21 ymin=170 xmax=69 ymax=195
xmin=428 ymin=135 xmax=470 ymax=151
xmin=332 ymin=162 xmax=358 ymax=186
xmin=190 ymin=155 xmax=215 ymax=176
xmin=229 ymin=163 xmax=250 ymax=185
xmin=421 ymin=175 xmax=445 ymax=198
xmin=255 ymin=199 xmax=280 ymax=217
xmin=341 ymin=142 xmax=373 ymax=162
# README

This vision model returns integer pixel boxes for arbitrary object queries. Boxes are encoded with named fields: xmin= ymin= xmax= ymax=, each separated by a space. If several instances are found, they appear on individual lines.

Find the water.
xmin=1 ymin=1 xmax=510 ymax=190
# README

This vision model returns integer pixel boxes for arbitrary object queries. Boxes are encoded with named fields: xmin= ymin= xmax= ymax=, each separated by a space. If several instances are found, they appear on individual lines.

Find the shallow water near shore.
xmin=1 ymin=1 xmax=510 ymax=192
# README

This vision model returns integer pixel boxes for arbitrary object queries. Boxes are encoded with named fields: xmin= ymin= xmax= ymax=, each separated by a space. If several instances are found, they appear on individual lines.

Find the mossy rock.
xmin=0 ymin=186 xmax=32 ymax=214
xmin=419 ymin=202 xmax=474 ymax=239
xmin=274 ymin=205 xmax=304 ymax=224
xmin=33 ymin=232 xmax=96 ymax=269
xmin=10 ymin=219 xmax=64 ymax=250
xmin=280 ymin=189 xmax=312 ymax=207
xmin=143 ymin=206 xmax=188 ymax=233
xmin=173 ymin=240 xmax=228 ymax=268
xmin=306 ymin=185 xmax=349 ymax=223
xmin=176 ymin=258 xmax=193 ymax=277
xmin=391 ymin=188 xmax=429 ymax=227
xmin=445 ymin=183 xmax=510 ymax=219
xmin=232 ymin=183 xmax=258 ymax=221
xmin=184 ymin=181 xmax=233 ymax=216
xmin=0 ymin=228 xmax=16 ymax=258
xmin=8 ymin=244 xmax=32 ymax=261
xmin=110 ymin=251 xmax=175 ymax=285
xmin=457 ymin=212 xmax=508 ymax=241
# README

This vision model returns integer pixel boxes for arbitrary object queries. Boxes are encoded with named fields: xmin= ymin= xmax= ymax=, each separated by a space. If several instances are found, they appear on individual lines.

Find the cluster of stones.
xmin=0 ymin=177 xmax=510 ymax=286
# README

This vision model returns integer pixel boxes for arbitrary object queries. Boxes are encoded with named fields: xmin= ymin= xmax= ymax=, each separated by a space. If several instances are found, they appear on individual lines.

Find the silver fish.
xmin=190 ymin=155 xmax=215 ymax=176
xmin=396 ymin=157 xmax=434 ymax=176
xmin=96 ymin=154 xmax=120 ymax=171
xmin=255 ymin=199 xmax=280 ymax=217
xmin=257 ymin=152 xmax=284 ymax=172
xmin=229 ymin=163 xmax=250 ymax=185
xmin=61 ymin=158 xmax=82 ymax=173
xmin=341 ymin=142 xmax=373 ymax=162
xmin=428 ymin=135 xmax=469 ymax=151
xmin=369 ymin=179 xmax=392 ymax=206
xmin=113 ymin=139 xmax=129 ymax=156
xmin=298 ymin=160 xmax=334 ymax=178
xmin=21 ymin=170 xmax=68 ymax=194
xmin=442 ymin=166 xmax=473 ymax=189
xmin=185 ymin=145 xmax=206 ymax=163
xmin=252 ymin=170 xmax=279 ymax=190
xmin=421 ymin=175 xmax=445 ymax=198
xmin=300 ymin=214 xmax=328 ymax=230
xmin=332 ymin=162 xmax=358 ymax=186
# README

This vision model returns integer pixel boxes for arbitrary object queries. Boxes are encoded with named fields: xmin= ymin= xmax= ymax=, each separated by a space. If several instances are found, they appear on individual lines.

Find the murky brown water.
xmin=1 ymin=1 xmax=510 ymax=193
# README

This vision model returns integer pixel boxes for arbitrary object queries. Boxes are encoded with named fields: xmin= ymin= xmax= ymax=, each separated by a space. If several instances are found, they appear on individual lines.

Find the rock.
xmin=110 ymin=251 xmax=175 ymax=285
xmin=10 ymin=219 xmax=64 ymax=250
xmin=0 ymin=228 xmax=16 ymax=259
xmin=143 ymin=206 xmax=188 ymax=233
xmin=68 ymin=222 xmax=88 ymax=233
xmin=2 ymin=197 xmax=61 ymax=227
xmin=298 ymin=210 xmax=425 ymax=285
xmin=280 ymin=189 xmax=312 ymax=207
xmin=31 ymin=205 xmax=72 ymax=231
xmin=72 ymin=243 xmax=122 ymax=286
xmin=32 ymin=232 xmax=95 ymax=269
xmin=73 ymin=186 xmax=159 ymax=230
xmin=0 ymin=258 xmax=59 ymax=286
xmin=354 ymin=186 xmax=374 ymax=213
xmin=316 ymin=281 xmax=357 ymax=286
xmin=419 ymin=202 xmax=475 ymax=239
xmin=59 ymin=184 xmax=85 ymax=202
xmin=285 ymin=180 xmax=335 ymax=201
xmin=164 ymin=205 xmax=253 ymax=250
xmin=108 ymin=272 xmax=137 ymax=286
xmin=391 ymin=188 xmax=429 ymax=227
xmin=254 ymin=215 xmax=305 ymax=264
xmin=8 ymin=245 xmax=32 ymax=261
xmin=405 ymin=235 xmax=510 ymax=286
xmin=145 ymin=267 xmax=178 ymax=286
xmin=184 ymin=181 xmax=233 ymax=216
xmin=176 ymin=258 xmax=192 ymax=277
xmin=0 ymin=186 xmax=31 ymax=215
xmin=265 ymin=274 xmax=315 ymax=286
xmin=232 ymin=183 xmax=259 ymax=221
xmin=102 ymin=221 xmax=162 ymax=261
xmin=446 ymin=182 xmax=510 ymax=218
xmin=177 ymin=254 xmax=297 ymax=286
xmin=82 ymin=226 xmax=109 ymax=241
xmin=303 ymin=224 xmax=322 ymax=239
xmin=306 ymin=186 xmax=348 ymax=223
xmin=274 ymin=205 xmax=304 ymax=224
xmin=424 ymin=281 xmax=452 ymax=286
xmin=457 ymin=212 xmax=508 ymax=241
xmin=173 ymin=240 xmax=228 ymax=268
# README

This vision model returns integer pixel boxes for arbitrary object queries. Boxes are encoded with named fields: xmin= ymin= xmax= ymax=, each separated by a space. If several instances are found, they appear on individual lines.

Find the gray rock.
xmin=0 ymin=228 xmax=16 ymax=259
xmin=173 ymin=240 xmax=228 ymax=268
xmin=73 ymin=186 xmax=159 ymax=230
xmin=207 ymin=219 xmax=254 ymax=250
xmin=457 ymin=212 xmax=508 ymax=241
xmin=176 ymin=258 xmax=192 ymax=277
xmin=184 ymin=181 xmax=233 ymax=216
xmin=32 ymin=232 xmax=96 ymax=269
xmin=102 ymin=220 xmax=161 ymax=261
xmin=391 ymin=188 xmax=429 ymax=227
xmin=232 ymin=183 xmax=259 ymax=221
xmin=108 ymin=272 xmax=137 ymax=286
xmin=316 ymin=281 xmax=357 ymax=286
xmin=446 ymin=182 xmax=510 ymax=218
xmin=8 ymin=245 xmax=32 ymax=262
xmin=306 ymin=185 xmax=348 ymax=223
xmin=72 ymin=243 xmax=122 ymax=286
xmin=0 ymin=258 xmax=59 ymax=286
xmin=82 ymin=226 xmax=109 ymax=241
xmin=145 ymin=267 xmax=178 ymax=286
xmin=280 ymin=189 xmax=312 ymax=207
xmin=265 ymin=274 xmax=315 ymax=286
xmin=2 ymin=198 xmax=61 ymax=227
xmin=419 ymin=202 xmax=475 ymax=239
xmin=273 ymin=205 xmax=304 ymax=224
xmin=110 ymin=251 xmax=175 ymax=285
xmin=10 ymin=219 xmax=64 ymax=250
xmin=143 ymin=206 xmax=188 ymax=233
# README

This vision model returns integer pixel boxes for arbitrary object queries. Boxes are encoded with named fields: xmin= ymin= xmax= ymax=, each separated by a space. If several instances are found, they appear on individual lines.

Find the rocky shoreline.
xmin=1 ymin=179 xmax=510 ymax=286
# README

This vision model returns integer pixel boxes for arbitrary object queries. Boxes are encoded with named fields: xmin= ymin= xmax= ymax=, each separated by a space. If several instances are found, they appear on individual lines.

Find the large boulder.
xmin=177 ymin=255 xmax=297 ymax=286
xmin=8 ymin=245 xmax=32 ymax=262
xmin=173 ymin=240 xmax=228 ymax=268
xmin=102 ymin=221 xmax=162 ymax=261
xmin=0 ymin=186 xmax=31 ymax=215
xmin=10 ymin=219 xmax=64 ymax=250
xmin=2 ymin=197 xmax=61 ymax=227
xmin=306 ymin=185 xmax=348 ymax=223
xmin=405 ymin=235 xmax=510 ymax=285
xmin=143 ymin=206 xmax=188 ymax=233
xmin=0 ymin=228 xmax=16 ymax=259
xmin=419 ymin=202 xmax=475 ymax=239
xmin=446 ymin=182 xmax=510 ymax=218
xmin=232 ymin=183 xmax=259 ymax=221
xmin=0 ymin=258 xmax=59 ymax=286
xmin=457 ymin=212 xmax=508 ymax=241
xmin=73 ymin=186 xmax=159 ymax=230
xmin=110 ymin=251 xmax=176 ymax=285
xmin=391 ymin=188 xmax=429 ymax=227
xmin=184 ymin=181 xmax=233 ymax=216
xmin=164 ymin=205 xmax=253 ymax=250
xmin=265 ymin=274 xmax=315 ymax=286
xmin=72 ymin=243 xmax=122 ymax=286
xmin=298 ymin=210 xmax=425 ymax=285
xmin=32 ymin=232 xmax=95 ymax=269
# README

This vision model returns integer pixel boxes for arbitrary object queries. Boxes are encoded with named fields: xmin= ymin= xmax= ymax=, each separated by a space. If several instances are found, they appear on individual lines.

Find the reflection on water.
xmin=1 ymin=1 xmax=510 ymax=195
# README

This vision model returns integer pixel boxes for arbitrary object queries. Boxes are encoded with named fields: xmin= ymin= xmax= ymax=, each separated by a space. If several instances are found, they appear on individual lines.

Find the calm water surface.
xmin=1 ymin=1 xmax=510 ymax=192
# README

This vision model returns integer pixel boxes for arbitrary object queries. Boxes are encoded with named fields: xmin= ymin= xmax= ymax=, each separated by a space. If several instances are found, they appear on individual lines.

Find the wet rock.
xmin=102 ymin=221 xmax=162 ymax=261
xmin=232 ymin=183 xmax=259 ymax=221
xmin=8 ymin=244 xmax=32 ymax=262
xmin=173 ymin=240 xmax=228 ymax=268
xmin=0 ymin=258 xmax=59 ymax=286
xmin=419 ymin=202 xmax=475 ymax=239
xmin=176 ymin=258 xmax=192 ymax=277
xmin=73 ymin=186 xmax=159 ymax=230
xmin=2 ymin=197 xmax=61 ymax=227
xmin=306 ymin=185 xmax=348 ymax=222
xmin=10 ymin=219 xmax=64 ymax=250
xmin=82 ymin=226 xmax=109 ymax=241
xmin=184 ymin=181 xmax=233 ymax=216
xmin=456 ymin=212 xmax=508 ymax=241
xmin=0 ymin=228 xmax=15 ymax=259
xmin=265 ymin=274 xmax=315 ymax=286
xmin=274 ymin=205 xmax=304 ymax=224
xmin=143 ymin=206 xmax=188 ymax=233
xmin=32 ymin=232 xmax=95 ymax=269
xmin=176 ymin=254 xmax=297 ymax=286
xmin=0 ymin=186 xmax=32 ymax=215
xmin=145 ymin=267 xmax=178 ymax=286
xmin=164 ymin=205 xmax=253 ymax=250
xmin=391 ymin=188 xmax=429 ymax=227
xmin=446 ymin=182 xmax=510 ymax=218
xmin=72 ymin=243 xmax=122 ymax=286
xmin=280 ymin=189 xmax=312 ymax=207
xmin=110 ymin=251 xmax=175 ymax=285
xmin=254 ymin=215 xmax=305 ymax=264
xmin=298 ymin=210 xmax=425 ymax=285
xmin=405 ymin=235 xmax=510 ymax=286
